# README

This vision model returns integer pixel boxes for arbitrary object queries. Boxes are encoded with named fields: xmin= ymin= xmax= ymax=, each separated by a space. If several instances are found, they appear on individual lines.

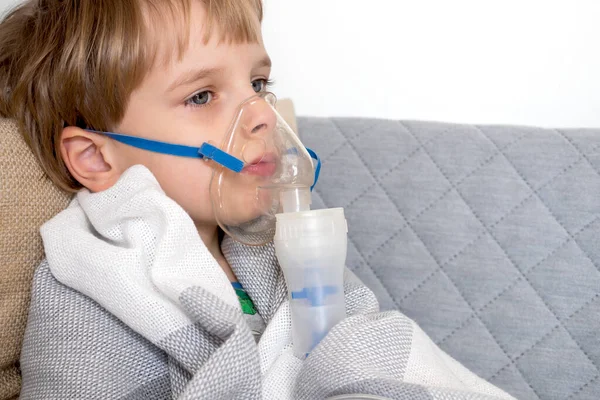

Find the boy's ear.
xmin=60 ymin=126 xmax=122 ymax=192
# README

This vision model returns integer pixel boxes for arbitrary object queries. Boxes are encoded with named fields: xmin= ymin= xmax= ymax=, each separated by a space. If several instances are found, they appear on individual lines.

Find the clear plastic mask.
xmin=210 ymin=92 xmax=316 ymax=246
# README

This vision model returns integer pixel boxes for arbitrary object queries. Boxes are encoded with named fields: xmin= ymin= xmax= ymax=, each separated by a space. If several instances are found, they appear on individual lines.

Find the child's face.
xmin=113 ymin=1 xmax=271 ymax=230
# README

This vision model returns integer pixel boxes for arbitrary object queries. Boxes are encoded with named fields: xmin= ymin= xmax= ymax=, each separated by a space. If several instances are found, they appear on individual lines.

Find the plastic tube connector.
xmin=280 ymin=187 xmax=312 ymax=213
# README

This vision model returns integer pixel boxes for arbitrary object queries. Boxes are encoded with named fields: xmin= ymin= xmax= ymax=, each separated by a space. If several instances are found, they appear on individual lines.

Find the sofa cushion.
xmin=0 ymin=119 xmax=72 ymax=399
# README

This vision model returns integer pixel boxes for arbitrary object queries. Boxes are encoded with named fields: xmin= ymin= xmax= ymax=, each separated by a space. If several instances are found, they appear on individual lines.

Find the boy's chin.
xmin=217 ymin=207 xmax=265 ymax=228
xmin=215 ymin=186 xmax=275 ymax=225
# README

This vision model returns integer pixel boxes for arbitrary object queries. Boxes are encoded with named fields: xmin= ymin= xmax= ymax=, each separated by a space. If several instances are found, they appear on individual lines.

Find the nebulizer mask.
xmin=208 ymin=92 xmax=317 ymax=246
xmin=89 ymin=92 xmax=347 ymax=358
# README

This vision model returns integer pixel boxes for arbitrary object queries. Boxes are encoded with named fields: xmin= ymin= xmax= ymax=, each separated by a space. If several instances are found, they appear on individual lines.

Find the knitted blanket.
xmin=20 ymin=165 xmax=513 ymax=400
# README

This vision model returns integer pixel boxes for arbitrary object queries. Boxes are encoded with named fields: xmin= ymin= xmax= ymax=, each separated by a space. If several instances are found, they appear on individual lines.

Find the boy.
xmin=1 ymin=0 xmax=514 ymax=399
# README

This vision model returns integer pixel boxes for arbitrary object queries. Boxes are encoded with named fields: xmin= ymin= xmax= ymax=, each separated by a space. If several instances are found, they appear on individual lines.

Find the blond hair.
xmin=0 ymin=0 xmax=263 ymax=192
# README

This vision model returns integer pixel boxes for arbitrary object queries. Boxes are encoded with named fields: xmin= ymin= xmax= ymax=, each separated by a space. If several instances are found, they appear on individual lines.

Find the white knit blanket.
xmin=20 ymin=165 xmax=514 ymax=400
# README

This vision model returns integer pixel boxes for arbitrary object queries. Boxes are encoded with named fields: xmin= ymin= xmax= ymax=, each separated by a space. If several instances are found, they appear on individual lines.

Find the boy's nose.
xmin=239 ymin=94 xmax=277 ymax=138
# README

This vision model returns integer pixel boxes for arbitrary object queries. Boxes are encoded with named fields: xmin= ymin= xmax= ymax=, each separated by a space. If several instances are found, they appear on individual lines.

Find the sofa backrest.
xmin=299 ymin=117 xmax=600 ymax=400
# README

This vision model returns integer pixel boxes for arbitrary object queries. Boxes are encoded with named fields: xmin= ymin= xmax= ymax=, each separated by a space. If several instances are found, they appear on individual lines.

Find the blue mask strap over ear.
xmin=85 ymin=129 xmax=321 ymax=189
xmin=86 ymin=130 xmax=244 ymax=173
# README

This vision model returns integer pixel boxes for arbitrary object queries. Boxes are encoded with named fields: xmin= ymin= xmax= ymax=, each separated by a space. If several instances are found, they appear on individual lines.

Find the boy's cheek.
xmin=152 ymin=159 xmax=216 ymax=219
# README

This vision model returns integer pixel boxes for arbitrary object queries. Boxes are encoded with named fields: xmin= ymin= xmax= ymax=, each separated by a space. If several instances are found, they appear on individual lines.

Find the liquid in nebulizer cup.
xmin=274 ymin=207 xmax=348 ymax=359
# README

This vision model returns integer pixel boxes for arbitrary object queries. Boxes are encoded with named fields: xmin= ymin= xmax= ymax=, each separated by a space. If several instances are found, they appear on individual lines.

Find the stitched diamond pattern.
xmin=298 ymin=117 xmax=600 ymax=400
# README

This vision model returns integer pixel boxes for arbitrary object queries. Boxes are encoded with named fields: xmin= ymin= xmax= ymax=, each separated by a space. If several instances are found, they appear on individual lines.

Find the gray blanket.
xmin=20 ymin=166 xmax=513 ymax=400
xmin=21 ymin=251 xmax=511 ymax=399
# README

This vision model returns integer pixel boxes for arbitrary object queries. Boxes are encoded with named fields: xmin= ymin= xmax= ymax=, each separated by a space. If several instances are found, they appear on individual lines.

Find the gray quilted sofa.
xmin=298 ymin=117 xmax=600 ymax=400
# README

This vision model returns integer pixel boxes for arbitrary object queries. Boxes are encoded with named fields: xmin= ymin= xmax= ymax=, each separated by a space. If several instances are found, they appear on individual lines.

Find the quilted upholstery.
xmin=298 ymin=118 xmax=600 ymax=400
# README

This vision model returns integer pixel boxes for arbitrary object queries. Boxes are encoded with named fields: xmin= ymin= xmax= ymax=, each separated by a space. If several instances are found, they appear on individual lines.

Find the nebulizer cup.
xmin=274 ymin=207 xmax=347 ymax=359
xmin=209 ymin=92 xmax=348 ymax=358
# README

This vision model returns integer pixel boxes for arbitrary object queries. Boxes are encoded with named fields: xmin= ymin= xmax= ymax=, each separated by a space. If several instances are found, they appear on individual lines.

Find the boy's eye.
xmin=186 ymin=91 xmax=213 ymax=107
xmin=251 ymin=79 xmax=269 ymax=93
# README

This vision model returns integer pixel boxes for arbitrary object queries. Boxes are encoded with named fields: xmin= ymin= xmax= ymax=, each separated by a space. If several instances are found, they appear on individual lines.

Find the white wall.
xmin=262 ymin=0 xmax=600 ymax=127
xmin=1 ymin=0 xmax=598 ymax=127
xmin=0 ymin=0 xmax=18 ymax=15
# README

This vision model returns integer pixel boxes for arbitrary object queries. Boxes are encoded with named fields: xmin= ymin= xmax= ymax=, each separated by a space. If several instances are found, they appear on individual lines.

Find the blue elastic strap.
xmin=198 ymin=142 xmax=244 ymax=173
xmin=86 ymin=130 xmax=244 ymax=173
xmin=87 ymin=129 xmax=320 ymax=182
xmin=305 ymin=147 xmax=321 ymax=191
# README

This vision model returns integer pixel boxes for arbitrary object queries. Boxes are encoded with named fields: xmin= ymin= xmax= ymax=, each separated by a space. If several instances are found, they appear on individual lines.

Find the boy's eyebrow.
xmin=167 ymin=67 xmax=226 ymax=92
xmin=257 ymin=56 xmax=272 ymax=69
xmin=167 ymin=56 xmax=272 ymax=93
